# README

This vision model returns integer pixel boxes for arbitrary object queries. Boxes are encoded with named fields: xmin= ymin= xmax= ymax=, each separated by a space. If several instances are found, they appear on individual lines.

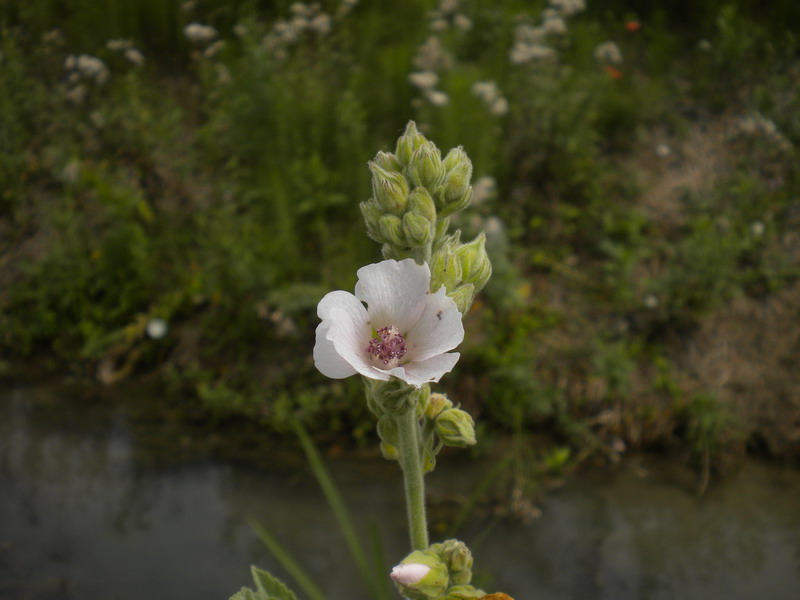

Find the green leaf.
xmin=251 ymin=566 xmax=299 ymax=600
xmin=229 ymin=586 xmax=263 ymax=600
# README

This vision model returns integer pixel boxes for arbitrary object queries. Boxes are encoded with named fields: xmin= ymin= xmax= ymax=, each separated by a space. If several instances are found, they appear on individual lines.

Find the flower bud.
xmin=439 ymin=539 xmax=473 ymax=574
xmin=403 ymin=212 xmax=434 ymax=247
xmin=409 ymin=142 xmax=446 ymax=191
xmin=396 ymin=121 xmax=428 ymax=168
xmin=424 ymin=392 xmax=453 ymax=419
xmin=422 ymin=444 xmax=437 ymax=473
xmin=407 ymin=187 xmax=437 ymax=223
xmin=370 ymin=162 xmax=409 ymax=215
xmin=361 ymin=199 xmax=385 ymax=243
xmin=456 ymin=233 xmax=492 ymax=292
xmin=391 ymin=563 xmax=430 ymax=585
xmin=436 ymin=408 xmax=477 ymax=447
xmin=442 ymin=147 xmax=473 ymax=203
xmin=438 ymin=185 xmax=473 ymax=218
xmin=429 ymin=245 xmax=463 ymax=294
xmin=374 ymin=150 xmax=402 ymax=172
xmin=390 ymin=551 xmax=449 ymax=600
xmin=448 ymin=283 xmax=475 ymax=314
xmin=434 ymin=216 xmax=451 ymax=245
xmin=378 ymin=214 xmax=406 ymax=247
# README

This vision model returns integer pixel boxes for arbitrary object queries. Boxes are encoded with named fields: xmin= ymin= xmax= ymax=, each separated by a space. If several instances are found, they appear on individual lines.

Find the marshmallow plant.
xmin=231 ymin=123 xmax=510 ymax=600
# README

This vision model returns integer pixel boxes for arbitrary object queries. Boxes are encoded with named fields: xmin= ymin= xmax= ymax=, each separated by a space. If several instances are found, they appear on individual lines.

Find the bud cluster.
xmin=361 ymin=121 xmax=492 ymax=314
xmin=430 ymin=231 xmax=491 ymax=314
xmin=391 ymin=539 xmax=487 ymax=600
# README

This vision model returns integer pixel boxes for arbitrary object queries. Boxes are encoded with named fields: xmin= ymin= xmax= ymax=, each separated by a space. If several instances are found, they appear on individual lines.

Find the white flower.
xmin=408 ymin=71 xmax=439 ymax=90
xmin=314 ymin=259 xmax=464 ymax=387
xmin=594 ymin=41 xmax=623 ymax=65
xmin=425 ymin=89 xmax=450 ymax=107
xmin=184 ymin=22 xmax=217 ymax=44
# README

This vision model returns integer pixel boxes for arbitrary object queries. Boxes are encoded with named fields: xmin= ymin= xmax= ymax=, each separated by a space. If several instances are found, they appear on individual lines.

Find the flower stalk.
xmin=396 ymin=404 xmax=429 ymax=551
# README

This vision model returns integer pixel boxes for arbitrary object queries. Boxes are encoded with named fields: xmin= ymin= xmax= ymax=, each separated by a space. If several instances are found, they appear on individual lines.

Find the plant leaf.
xmin=251 ymin=566 xmax=299 ymax=600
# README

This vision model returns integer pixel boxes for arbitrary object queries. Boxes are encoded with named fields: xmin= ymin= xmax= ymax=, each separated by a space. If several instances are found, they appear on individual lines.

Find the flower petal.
xmin=313 ymin=321 xmax=357 ymax=379
xmin=405 ymin=286 xmax=464 ymax=362
xmin=378 ymin=352 xmax=461 ymax=387
xmin=354 ymin=259 xmax=429 ymax=333
xmin=316 ymin=290 xmax=389 ymax=381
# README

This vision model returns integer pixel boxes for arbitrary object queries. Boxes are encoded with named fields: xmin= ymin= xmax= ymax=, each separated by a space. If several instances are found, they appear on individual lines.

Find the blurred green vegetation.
xmin=1 ymin=0 xmax=799 ymax=484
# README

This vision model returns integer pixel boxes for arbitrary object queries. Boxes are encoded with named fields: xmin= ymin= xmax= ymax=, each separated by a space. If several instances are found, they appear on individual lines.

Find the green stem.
xmin=396 ymin=407 xmax=429 ymax=551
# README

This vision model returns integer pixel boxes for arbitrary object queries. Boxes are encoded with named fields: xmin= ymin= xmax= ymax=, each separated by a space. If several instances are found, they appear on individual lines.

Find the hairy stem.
xmin=396 ymin=407 xmax=428 ymax=551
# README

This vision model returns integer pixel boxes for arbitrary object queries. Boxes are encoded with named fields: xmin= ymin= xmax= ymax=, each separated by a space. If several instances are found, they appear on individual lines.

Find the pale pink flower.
xmin=314 ymin=259 xmax=464 ymax=387
xmin=390 ymin=563 xmax=431 ymax=585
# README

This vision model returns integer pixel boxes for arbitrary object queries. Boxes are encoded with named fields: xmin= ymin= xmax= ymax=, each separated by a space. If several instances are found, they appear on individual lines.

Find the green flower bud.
xmin=434 ymin=216 xmax=451 ymax=246
xmin=438 ymin=185 xmax=473 ymax=218
xmin=407 ymin=187 xmax=437 ymax=223
xmin=374 ymin=150 xmax=402 ymax=172
xmin=424 ymin=392 xmax=453 ymax=420
xmin=429 ymin=245 xmax=463 ymax=293
xmin=455 ymin=233 xmax=492 ymax=292
xmin=435 ymin=408 xmax=476 ymax=447
xmin=409 ymin=142 xmax=446 ymax=191
xmin=448 ymin=283 xmax=475 ymax=314
xmin=439 ymin=539 xmax=473 ymax=575
xmin=403 ymin=212 xmax=434 ymax=247
xmin=442 ymin=147 xmax=473 ymax=203
xmin=396 ymin=121 xmax=428 ymax=168
xmin=361 ymin=199 xmax=385 ymax=243
xmin=378 ymin=214 xmax=406 ymax=247
xmin=441 ymin=585 xmax=487 ymax=600
xmin=370 ymin=162 xmax=409 ymax=215
xmin=390 ymin=550 xmax=450 ymax=600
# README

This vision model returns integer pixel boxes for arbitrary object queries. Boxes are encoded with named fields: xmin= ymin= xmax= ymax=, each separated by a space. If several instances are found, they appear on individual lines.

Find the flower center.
xmin=366 ymin=325 xmax=408 ymax=367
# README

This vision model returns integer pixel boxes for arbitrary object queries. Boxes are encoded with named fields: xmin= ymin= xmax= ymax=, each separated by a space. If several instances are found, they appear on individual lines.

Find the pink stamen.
xmin=366 ymin=325 xmax=408 ymax=366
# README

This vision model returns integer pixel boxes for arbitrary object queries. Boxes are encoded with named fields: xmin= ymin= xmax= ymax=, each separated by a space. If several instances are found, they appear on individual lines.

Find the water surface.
xmin=1 ymin=384 xmax=798 ymax=599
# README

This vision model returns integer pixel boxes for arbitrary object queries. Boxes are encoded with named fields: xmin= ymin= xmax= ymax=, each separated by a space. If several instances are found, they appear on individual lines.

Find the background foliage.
xmin=1 ymin=0 xmax=799 ymax=490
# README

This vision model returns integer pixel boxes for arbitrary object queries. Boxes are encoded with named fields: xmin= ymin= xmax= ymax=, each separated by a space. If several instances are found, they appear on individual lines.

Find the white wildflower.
xmin=146 ymin=318 xmax=168 ymax=340
xmin=515 ymin=24 xmax=546 ymax=44
xmin=425 ymin=89 xmax=450 ymax=107
xmin=543 ymin=15 xmax=567 ymax=34
xmin=655 ymin=144 xmax=671 ymax=158
xmin=124 ymin=48 xmax=145 ymax=66
xmin=66 ymin=84 xmax=87 ymax=105
xmin=453 ymin=14 xmax=472 ymax=31
xmin=489 ymin=97 xmax=509 ymax=116
xmin=106 ymin=38 xmax=132 ymax=51
xmin=409 ymin=71 xmax=439 ymax=90
xmin=594 ymin=41 xmax=623 ymax=65
xmin=550 ymin=0 xmax=585 ymax=17
xmin=314 ymin=259 xmax=464 ymax=387
xmin=439 ymin=0 xmax=459 ymax=16
xmin=310 ymin=13 xmax=332 ymax=34
xmin=750 ymin=221 xmax=765 ymax=237
xmin=184 ymin=22 xmax=218 ymax=44
xmin=471 ymin=80 xmax=499 ymax=103
xmin=203 ymin=39 xmax=225 ymax=58
xmin=510 ymin=42 xmax=556 ymax=64
xmin=430 ymin=18 xmax=449 ymax=32
xmin=413 ymin=36 xmax=453 ymax=71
